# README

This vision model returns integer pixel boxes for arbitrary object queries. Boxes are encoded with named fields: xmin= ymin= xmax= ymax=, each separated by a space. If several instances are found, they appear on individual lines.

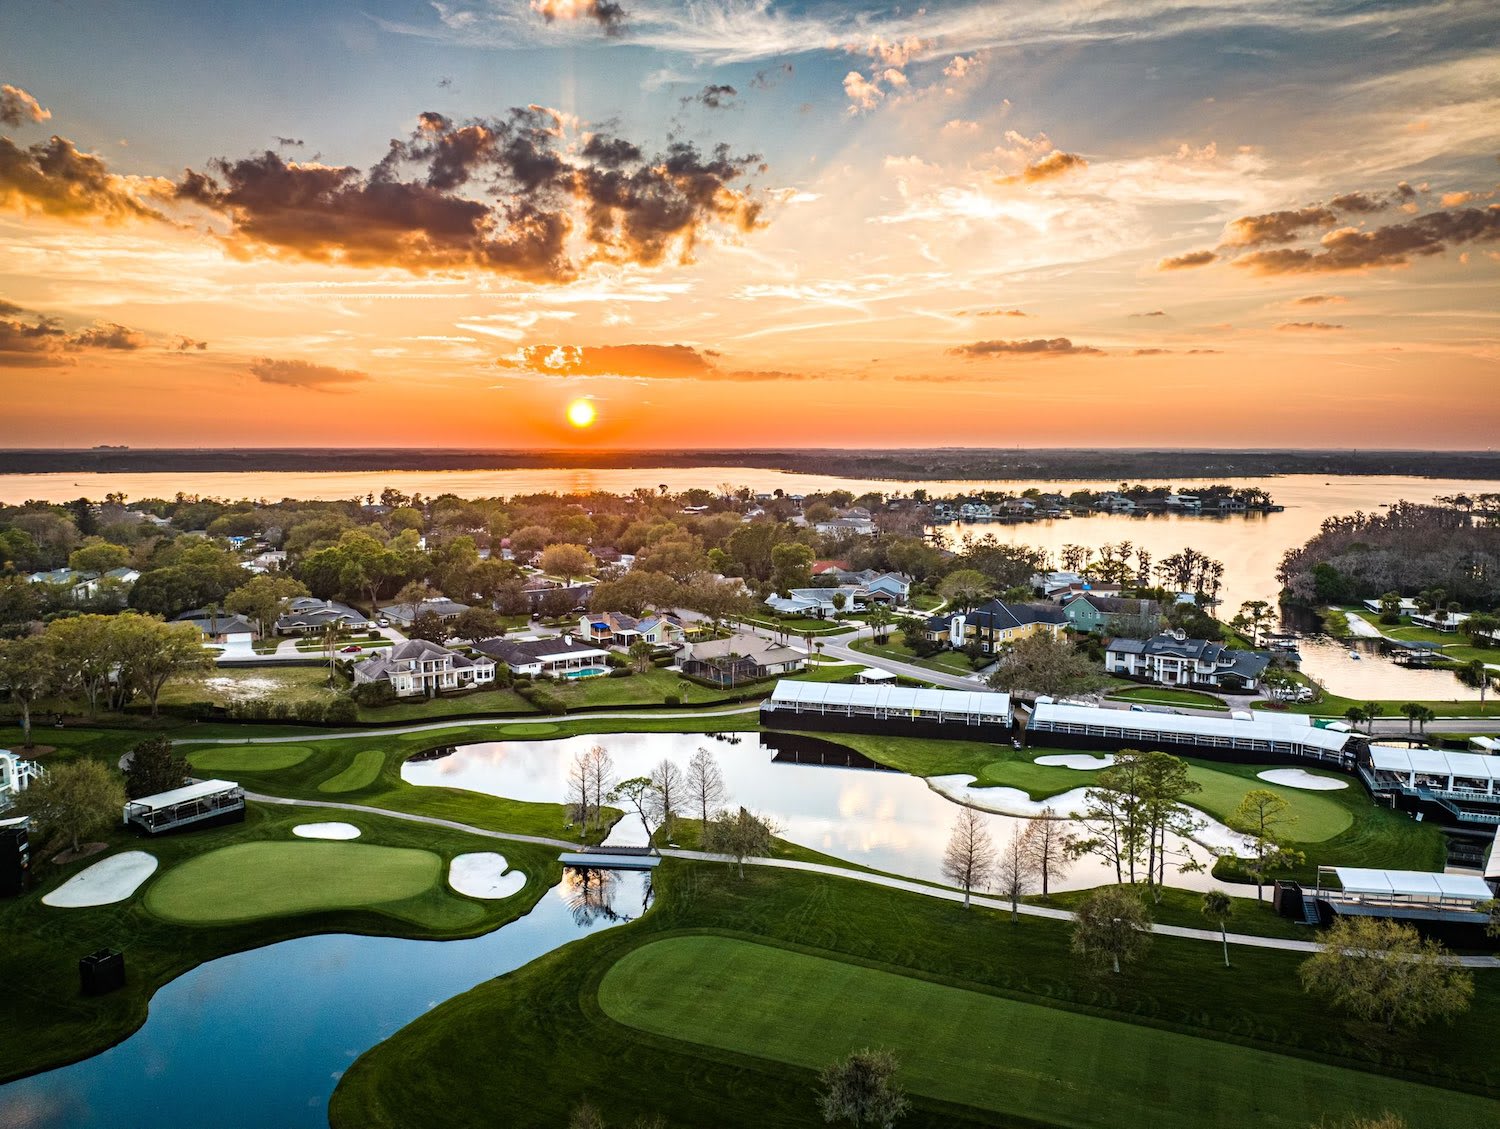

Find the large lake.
xmin=4 ymin=467 xmax=1491 ymax=698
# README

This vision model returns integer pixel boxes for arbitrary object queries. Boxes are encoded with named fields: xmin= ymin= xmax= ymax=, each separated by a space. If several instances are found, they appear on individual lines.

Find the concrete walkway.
xmin=174 ymin=704 xmax=763 ymax=745
xmin=241 ymin=793 xmax=1500 ymax=966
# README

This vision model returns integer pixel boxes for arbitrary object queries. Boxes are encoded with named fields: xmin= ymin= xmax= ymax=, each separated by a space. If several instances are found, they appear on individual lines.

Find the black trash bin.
xmin=79 ymin=949 xmax=126 ymax=995
xmin=0 ymin=823 xmax=29 ymax=897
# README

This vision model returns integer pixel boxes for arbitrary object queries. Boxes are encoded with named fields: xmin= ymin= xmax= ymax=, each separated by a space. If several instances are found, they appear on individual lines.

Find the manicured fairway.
xmin=319 ymin=749 xmax=386 ymax=793
xmin=145 ymin=842 xmax=441 ymax=924
xmin=188 ymin=744 xmax=314 ymax=773
xmin=598 ymin=936 xmax=1489 ymax=1129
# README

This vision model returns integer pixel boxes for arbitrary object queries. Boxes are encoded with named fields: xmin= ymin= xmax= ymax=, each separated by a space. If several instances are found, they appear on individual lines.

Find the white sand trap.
xmin=929 ymin=776 xmax=1096 ymax=818
xmin=1034 ymin=753 xmax=1116 ymax=771
xmin=449 ymin=852 xmax=527 ymax=900
xmin=43 ymin=851 xmax=158 ymax=908
xmin=292 ymin=822 xmax=362 ymax=840
xmin=1257 ymin=768 xmax=1349 ymax=791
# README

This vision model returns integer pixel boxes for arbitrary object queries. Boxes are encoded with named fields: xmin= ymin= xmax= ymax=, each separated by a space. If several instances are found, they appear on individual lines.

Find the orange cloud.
xmin=1276 ymin=321 xmax=1344 ymax=331
xmin=1157 ymin=250 xmax=1217 ymax=270
xmin=948 ymin=337 xmax=1103 ymax=358
xmin=249 ymin=357 xmax=368 ymax=388
xmin=529 ymin=0 xmax=625 ymax=34
xmin=497 ymin=343 xmax=800 ymax=381
xmin=1001 ymin=149 xmax=1087 ymax=185
xmin=0 ymin=84 xmax=50 ymax=127
xmin=0 ymin=135 xmax=172 ymax=222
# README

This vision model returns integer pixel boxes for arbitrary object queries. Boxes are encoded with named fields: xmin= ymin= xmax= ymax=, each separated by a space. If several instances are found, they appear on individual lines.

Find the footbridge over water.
xmin=558 ymin=845 xmax=661 ymax=870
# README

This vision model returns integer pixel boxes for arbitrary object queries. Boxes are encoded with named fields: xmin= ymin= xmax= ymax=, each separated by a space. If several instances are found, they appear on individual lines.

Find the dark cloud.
xmin=1329 ymin=192 xmax=1385 ymax=214
xmin=1293 ymin=294 xmax=1345 ymax=305
xmin=71 ymin=322 xmax=148 ymax=350
xmin=497 ymin=343 xmax=798 ymax=381
xmin=437 ymin=77 xmax=454 ymax=90
xmin=1396 ymin=181 xmax=1418 ymax=200
xmin=530 ymin=0 xmax=626 ymax=35
xmin=750 ymin=63 xmax=794 ymax=90
xmin=969 ymin=308 xmax=1027 ymax=317
xmin=274 ymin=136 xmax=304 ymax=149
xmin=173 ymin=336 xmax=208 ymax=351
xmin=1186 ymin=348 xmax=1224 ymax=354
xmin=1130 ymin=310 xmax=1167 ymax=318
xmin=1276 ymin=321 xmax=1344 ymax=331
xmin=684 ymin=84 xmax=737 ymax=110
xmin=167 ymin=108 xmax=763 ymax=282
xmin=0 ymin=84 xmax=50 ymax=127
xmin=0 ymin=135 xmax=171 ymax=222
xmin=0 ymin=313 xmax=155 ymax=366
xmin=249 ymin=357 xmax=368 ymax=389
xmin=1225 ymin=206 xmax=1337 ymax=246
xmin=1130 ymin=347 xmax=1170 ymax=355
xmin=948 ymin=338 xmax=1103 ymax=358
xmin=1157 ymin=250 xmax=1217 ymax=270
xmin=1002 ymin=150 xmax=1087 ymax=185
xmin=1236 ymin=206 xmax=1500 ymax=274
xmin=0 ymin=298 xmax=23 ymax=316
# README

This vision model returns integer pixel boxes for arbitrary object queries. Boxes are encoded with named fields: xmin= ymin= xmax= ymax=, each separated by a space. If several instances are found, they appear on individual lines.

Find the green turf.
xmin=1182 ymin=764 xmax=1352 ymax=842
xmin=332 ymin=861 xmax=1500 ymax=1129
xmin=144 ymin=842 xmax=442 ymax=925
xmin=1106 ymin=685 xmax=1229 ymax=710
xmin=599 ymin=935 xmax=1492 ymax=1129
xmin=849 ymin=636 xmax=978 ymax=675
xmin=188 ymin=743 xmax=315 ymax=773
xmin=318 ymin=748 xmax=386 ymax=792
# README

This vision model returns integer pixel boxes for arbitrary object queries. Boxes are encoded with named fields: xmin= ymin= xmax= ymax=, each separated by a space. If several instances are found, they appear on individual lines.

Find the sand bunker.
xmin=1257 ymin=768 xmax=1349 ymax=791
xmin=292 ymin=822 xmax=362 ymax=840
xmin=449 ymin=852 xmax=527 ymax=900
xmin=43 ymin=851 xmax=158 ymax=908
xmin=1034 ymin=753 xmax=1116 ymax=771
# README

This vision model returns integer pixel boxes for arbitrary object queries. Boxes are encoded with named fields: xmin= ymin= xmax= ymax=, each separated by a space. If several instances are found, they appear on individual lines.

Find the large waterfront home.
xmin=472 ymin=635 xmax=611 ymax=678
xmin=578 ymin=611 xmax=686 ymax=648
xmin=352 ymin=639 xmax=496 ymax=697
xmin=1104 ymin=629 xmax=1270 ymax=691
xmin=1061 ymin=593 xmax=1163 ymax=635
xmin=679 ymin=632 xmax=806 ymax=686
xmin=926 ymin=600 xmax=1069 ymax=654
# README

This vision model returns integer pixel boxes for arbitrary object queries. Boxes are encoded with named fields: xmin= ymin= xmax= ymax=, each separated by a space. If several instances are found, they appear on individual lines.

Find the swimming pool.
xmin=562 ymin=667 xmax=608 ymax=678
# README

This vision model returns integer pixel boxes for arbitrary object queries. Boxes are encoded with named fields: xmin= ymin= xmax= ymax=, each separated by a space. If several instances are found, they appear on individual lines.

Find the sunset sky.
xmin=2 ymin=0 xmax=1497 ymax=449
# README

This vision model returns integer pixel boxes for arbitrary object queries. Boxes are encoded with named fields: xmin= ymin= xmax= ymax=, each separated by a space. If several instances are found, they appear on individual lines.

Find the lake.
xmin=0 ymin=870 xmax=650 ymax=1129
xmin=402 ymin=731 xmax=1228 ymax=893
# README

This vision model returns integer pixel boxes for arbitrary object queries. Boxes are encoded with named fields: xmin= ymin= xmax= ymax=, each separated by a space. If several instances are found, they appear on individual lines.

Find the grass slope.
xmin=600 ymin=935 xmax=1493 ymax=1129
xmin=318 ymin=748 xmax=385 ymax=792
xmin=332 ymin=861 xmax=1500 ymax=1129
xmin=145 ymin=842 xmax=444 ymax=925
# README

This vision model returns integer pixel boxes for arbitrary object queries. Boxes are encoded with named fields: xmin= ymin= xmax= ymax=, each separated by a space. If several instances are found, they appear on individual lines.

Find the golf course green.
xmin=319 ymin=748 xmax=386 ymax=793
xmin=145 ymin=842 xmax=442 ymax=924
xmin=598 ymin=935 xmax=1489 ymax=1129
xmin=188 ymin=744 xmax=314 ymax=773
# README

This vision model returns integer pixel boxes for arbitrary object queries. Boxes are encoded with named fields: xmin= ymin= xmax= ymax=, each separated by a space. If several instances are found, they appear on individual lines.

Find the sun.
xmin=566 ymin=398 xmax=596 ymax=428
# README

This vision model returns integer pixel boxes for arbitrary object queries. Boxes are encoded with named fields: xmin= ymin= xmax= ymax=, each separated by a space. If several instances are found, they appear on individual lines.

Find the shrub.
xmin=325 ymin=698 xmax=357 ymax=724
xmin=352 ymin=680 xmax=397 ymax=707
xmin=664 ymin=693 xmax=682 ymax=707
xmin=367 ymin=629 xmax=382 ymax=640
xmin=607 ymin=667 xmax=633 ymax=679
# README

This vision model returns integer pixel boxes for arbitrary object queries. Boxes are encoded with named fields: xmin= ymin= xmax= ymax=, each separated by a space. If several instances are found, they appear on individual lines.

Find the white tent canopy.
xmin=1328 ymin=866 xmax=1493 ymax=902
xmin=125 ymin=779 xmax=240 ymax=813
xmin=1368 ymin=746 xmax=1500 ymax=786
xmin=765 ymin=680 xmax=1011 ymax=723
xmin=1029 ymin=703 xmax=1352 ymax=755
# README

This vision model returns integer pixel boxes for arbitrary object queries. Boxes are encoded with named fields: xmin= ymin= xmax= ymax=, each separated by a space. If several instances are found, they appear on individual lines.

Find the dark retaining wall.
xmin=760 ymin=707 xmax=1014 ymax=743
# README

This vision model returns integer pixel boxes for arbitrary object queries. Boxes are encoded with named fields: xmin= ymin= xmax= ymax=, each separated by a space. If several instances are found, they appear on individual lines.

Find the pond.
xmin=0 ymin=870 xmax=650 ymax=1129
xmin=1294 ymin=637 xmax=1486 ymax=702
xmin=402 ymin=731 xmax=1225 ymax=894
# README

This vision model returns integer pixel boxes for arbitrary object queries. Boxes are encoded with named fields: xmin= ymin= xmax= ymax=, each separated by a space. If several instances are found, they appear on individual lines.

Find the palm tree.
xmin=321 ymin=621 xmax=340 ymax=687
xmin=1344 ymin=705 xmax=1368 ymax=730
xmin=1458 ymin=659 xmax=1493 ymax=713
xmin=867 ymin=605 xmax=893 ymax=645
xmin=1363 ymin=701 xmax=1384 ymax=733
xmin=1399 ymin=702 xmax=1424 ymax=734
xmin=1200 ymin=890 xmax=1233 ymax=968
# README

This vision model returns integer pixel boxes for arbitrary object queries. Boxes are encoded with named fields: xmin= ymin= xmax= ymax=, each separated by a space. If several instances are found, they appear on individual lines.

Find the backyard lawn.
xmin=850 ymin=636 xmax=978 ymax=675
xmin=1106 ymin=685 xmax=1228 ymax=710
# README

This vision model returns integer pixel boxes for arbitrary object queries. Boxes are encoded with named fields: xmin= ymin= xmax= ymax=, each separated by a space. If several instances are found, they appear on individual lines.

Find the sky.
xmin=1 ymin=0 xmax=1497 ymax=450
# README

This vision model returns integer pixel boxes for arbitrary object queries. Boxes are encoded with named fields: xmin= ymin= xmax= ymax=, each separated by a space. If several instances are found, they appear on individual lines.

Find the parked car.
xmin=339 ymin=644 xmax=363 ymax=653
xmin=376 ymin=617 xmax=390 ymax=627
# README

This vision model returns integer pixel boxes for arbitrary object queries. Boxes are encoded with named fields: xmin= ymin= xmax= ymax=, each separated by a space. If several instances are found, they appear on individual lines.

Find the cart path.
xmin=243 ymin=793 xmax=1500 ymax=966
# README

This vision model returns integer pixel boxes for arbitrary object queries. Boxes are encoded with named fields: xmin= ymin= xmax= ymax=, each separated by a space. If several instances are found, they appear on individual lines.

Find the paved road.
xmin=241 ymin=793 xmax=1500 ymax=966
xmin=173 ymin=704 xmax=763 ymax=745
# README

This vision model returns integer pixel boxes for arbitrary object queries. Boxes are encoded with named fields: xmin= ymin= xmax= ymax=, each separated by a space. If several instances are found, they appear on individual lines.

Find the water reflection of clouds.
xmin=403 ymin=732 xmax=1220 ymax=893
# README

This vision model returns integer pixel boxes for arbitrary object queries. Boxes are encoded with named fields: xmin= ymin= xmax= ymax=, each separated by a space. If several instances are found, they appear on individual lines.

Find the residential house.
xmin=814 ymin=516 xmax=876 ymax=537
xmin=1411 ymin=610 xmax=1470 ymax=633
xmin=472 ymin=635 xmax=611 ymax=677
xmin=24 ymin=567 xmax=136 ymax=602
xmin=765 ymin=586 xmax=863 ymax=617
xmin=1104 ymin=630 xmax=1270 ymax=691
xmin=1061 ymin=594 xmax=1162 ymax=635
xmin=579 ymin=611 xmax=643 ymax=645
xmin=680 ymin=632 xmax=806 ymax=686
xmin=275 ymin=597 xmax=371 ymax=635
xmin=380 ymin=597 xmax=472 ymax=628
xmin=245 ymin=550 xmax=289 ymax=574
xmin=352 ymin=639 xmax=496 ymax=698
xmin=926 ymin=600 xmax=1068 ymax=654
xmin=0 ymin=749 xmax=43 ymax=813
xmin=637 ymin=613 xmax=687 ymax=647
xmin=522 ymin=578 xmax=595 ymax=613
xmin=816 ymin=568 xmax=911 ymax=604
xmin=173 ymin=609 xmax=258 ymax=645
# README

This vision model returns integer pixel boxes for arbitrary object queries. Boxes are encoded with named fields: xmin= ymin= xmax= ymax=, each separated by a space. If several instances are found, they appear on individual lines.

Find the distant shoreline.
xmin=2 ymin=448 xmax=1499 ymax=482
